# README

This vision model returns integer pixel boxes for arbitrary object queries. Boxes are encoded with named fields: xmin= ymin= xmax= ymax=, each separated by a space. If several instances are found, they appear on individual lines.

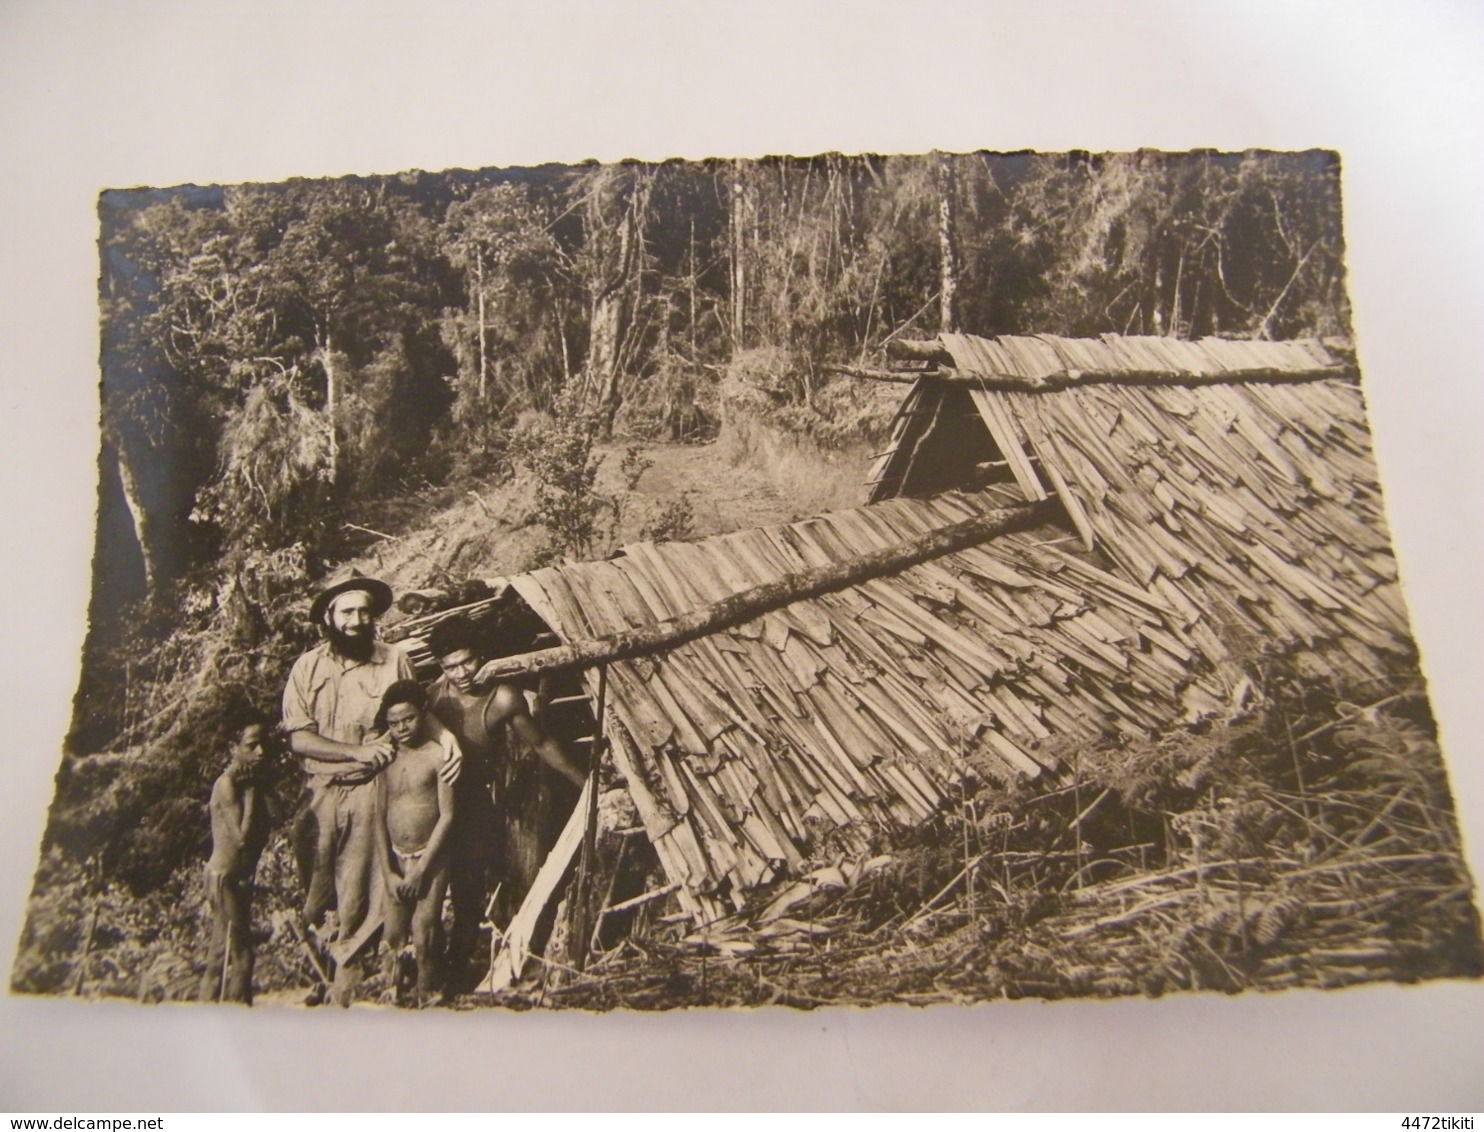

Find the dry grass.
xmin=715 ymin=412 xmax=874 ymax=521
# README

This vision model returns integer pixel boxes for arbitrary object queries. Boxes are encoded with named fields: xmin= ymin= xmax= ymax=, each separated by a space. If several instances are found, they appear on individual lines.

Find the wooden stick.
xmin=901 ymin=851 xmax=994 ymax=929
xmin=586 ymin=832 xmax=632 ymax=957
xmin=472 ymin=501 xmax=1049 ymax=685
xmin=70 ymin=903 xmax=100 ymax=997
xmin=1293 ymin=692 xmax=1418 ymax=744
xmin=107 ymin=692 xmax=187 ymax=749
xmin=821 ymin=364 xmax=921 ymax=384
xmin=486 ymin=778 xmax=593 ymax=993
xmin=598 ymin=883 xmax=681 ymax=920
xmin=572 ymin=666 xmax=608 ymax=973
xmin=284 ymin=916 xmax=333 ymax=987
xmin=217 ymin=943 xmax=231 ymax=1003
xmin=342 ymin=522 xmax=400 ymax=541
xmin=1065 ymin=787 xmax=1112 ymax=839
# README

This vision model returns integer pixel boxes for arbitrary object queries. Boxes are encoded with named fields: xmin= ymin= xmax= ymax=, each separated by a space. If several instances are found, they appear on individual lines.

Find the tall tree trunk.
xmin=558 ymin=310 xmax=572 ymax=386
xmin=113 ymin=437 xmax=157 ymax=595
xmin=936 ymin=153 xmax=959 ymax=333
xmin=321 ymin=329 xmax=339 ymax=485
xmin=688 ymin=217 xmax=698 ymax=363
xmin=730 ymin=159 xmax=747 ymax=356
xmin=586 ymin=167 xmax=652 ymax=436
xmin=588 ymin=235 xmax=625 ymax=431
xmin=316 ymin=327 xmax=341 ymax=486
xmin=475 ymin=246 xmax=488 ymax=404
xmin=1149 ymin=249 xmax=1167 ymax=336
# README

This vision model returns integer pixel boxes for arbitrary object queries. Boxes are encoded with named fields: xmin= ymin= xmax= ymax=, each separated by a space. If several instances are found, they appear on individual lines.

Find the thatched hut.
xmin=395 ymin=333 xmax=1414 ymax=983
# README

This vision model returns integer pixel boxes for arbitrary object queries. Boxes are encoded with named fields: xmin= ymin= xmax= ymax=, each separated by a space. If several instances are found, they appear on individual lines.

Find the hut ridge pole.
xmin=857 ymin=362 xmax=1352 ymax=392
xmin=473 ymin=500 xmax=1051 ymax=686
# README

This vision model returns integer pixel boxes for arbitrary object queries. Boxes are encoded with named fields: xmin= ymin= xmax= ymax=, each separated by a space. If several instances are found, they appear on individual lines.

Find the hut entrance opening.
xmin=390 ymin=584 xmax=658 ymax=982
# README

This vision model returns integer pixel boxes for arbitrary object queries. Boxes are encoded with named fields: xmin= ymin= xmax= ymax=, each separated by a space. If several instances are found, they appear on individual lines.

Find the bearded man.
xmin=282 ymin=572 xmax=460 ymax=1003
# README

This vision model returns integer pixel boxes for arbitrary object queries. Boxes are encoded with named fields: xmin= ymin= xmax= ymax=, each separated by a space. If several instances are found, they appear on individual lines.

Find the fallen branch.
xmin=1064 ymin=787 xmax=1112 ymax=840
xmin=901 ymin=851 xmax=995 ymax=930
xmin=1292 ymin=691 xmax=1420 ymax=745
xmin=106 ymin=692 xmax=188 ymax=750
xmin=343 ymin=522 xmax=399 ymax=542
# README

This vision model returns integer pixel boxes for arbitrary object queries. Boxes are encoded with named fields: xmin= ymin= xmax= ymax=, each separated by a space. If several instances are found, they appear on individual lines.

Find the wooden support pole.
xmin=821 ymin=364 xmax=923 ymax=384
xmin=597 ymin=883 xmax=681 ymax=921
xmin=472 ymin=500 xmax=1052 ymax=685
xmin=571 ymin=665 xmax=608 ymax=973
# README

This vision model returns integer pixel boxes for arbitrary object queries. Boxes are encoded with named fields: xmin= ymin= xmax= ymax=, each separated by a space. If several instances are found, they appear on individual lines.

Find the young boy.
xmin=373 ymin=680 xmax=456 ymax=1006
xmin=200 ymin=708 xmax=273 ymax=1005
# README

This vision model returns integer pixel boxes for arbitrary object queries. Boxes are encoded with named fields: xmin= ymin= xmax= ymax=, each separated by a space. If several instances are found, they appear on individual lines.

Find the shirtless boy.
xmin=200 ymin=710 xmax=272 ymax=1005
xmin=373 ymin=681 xmax=456 ymax=1006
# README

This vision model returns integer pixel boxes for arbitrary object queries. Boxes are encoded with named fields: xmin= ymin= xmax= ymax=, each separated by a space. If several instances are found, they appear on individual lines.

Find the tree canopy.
xmin=97 ymin=151 xmax=1349 ymax=594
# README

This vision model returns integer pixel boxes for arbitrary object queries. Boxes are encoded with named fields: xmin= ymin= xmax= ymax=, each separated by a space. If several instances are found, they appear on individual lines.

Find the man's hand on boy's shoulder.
xmin=360 ymin=736 xmax=396 ymax=766
xmin=228 ymin=763 xmax=270 ymax=789
xmin=427 ymin=716 xmax=463 ymax=785
xmin=329 ymin=740 xmax=395 ymax=786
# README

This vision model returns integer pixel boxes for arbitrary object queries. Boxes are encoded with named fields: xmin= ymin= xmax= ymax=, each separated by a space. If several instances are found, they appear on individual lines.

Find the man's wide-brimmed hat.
xmin=309 ymin=570 xmax=394 ymax=625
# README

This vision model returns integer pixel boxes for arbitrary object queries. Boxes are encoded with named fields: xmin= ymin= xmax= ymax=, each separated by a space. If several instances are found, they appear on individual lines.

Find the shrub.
xmin=508 ymin=386 xmax=614 ymax=564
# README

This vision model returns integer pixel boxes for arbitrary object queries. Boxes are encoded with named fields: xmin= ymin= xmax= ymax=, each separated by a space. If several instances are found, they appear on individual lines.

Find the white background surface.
xmin=1 ymin=0 xmax=1480 ymax=1111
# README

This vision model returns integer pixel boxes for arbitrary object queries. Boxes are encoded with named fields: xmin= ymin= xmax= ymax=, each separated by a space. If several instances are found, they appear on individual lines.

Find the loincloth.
xmin=203 ymin=864 xmax=249 ymax=916
xmin=392 ymin=845 xmax=427 ymax=870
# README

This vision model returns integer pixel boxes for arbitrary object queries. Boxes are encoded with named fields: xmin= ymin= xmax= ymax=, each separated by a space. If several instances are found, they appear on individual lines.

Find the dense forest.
xmin=16 ymin=150 xmax=1363 ymax=998
xmin=92 ymin=149 xmax=1350 ymax=613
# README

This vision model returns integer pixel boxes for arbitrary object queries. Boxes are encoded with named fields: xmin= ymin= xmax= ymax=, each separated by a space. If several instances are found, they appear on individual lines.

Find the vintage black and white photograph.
xmin=9 ymin=146 xmax=1482 ymax=1014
